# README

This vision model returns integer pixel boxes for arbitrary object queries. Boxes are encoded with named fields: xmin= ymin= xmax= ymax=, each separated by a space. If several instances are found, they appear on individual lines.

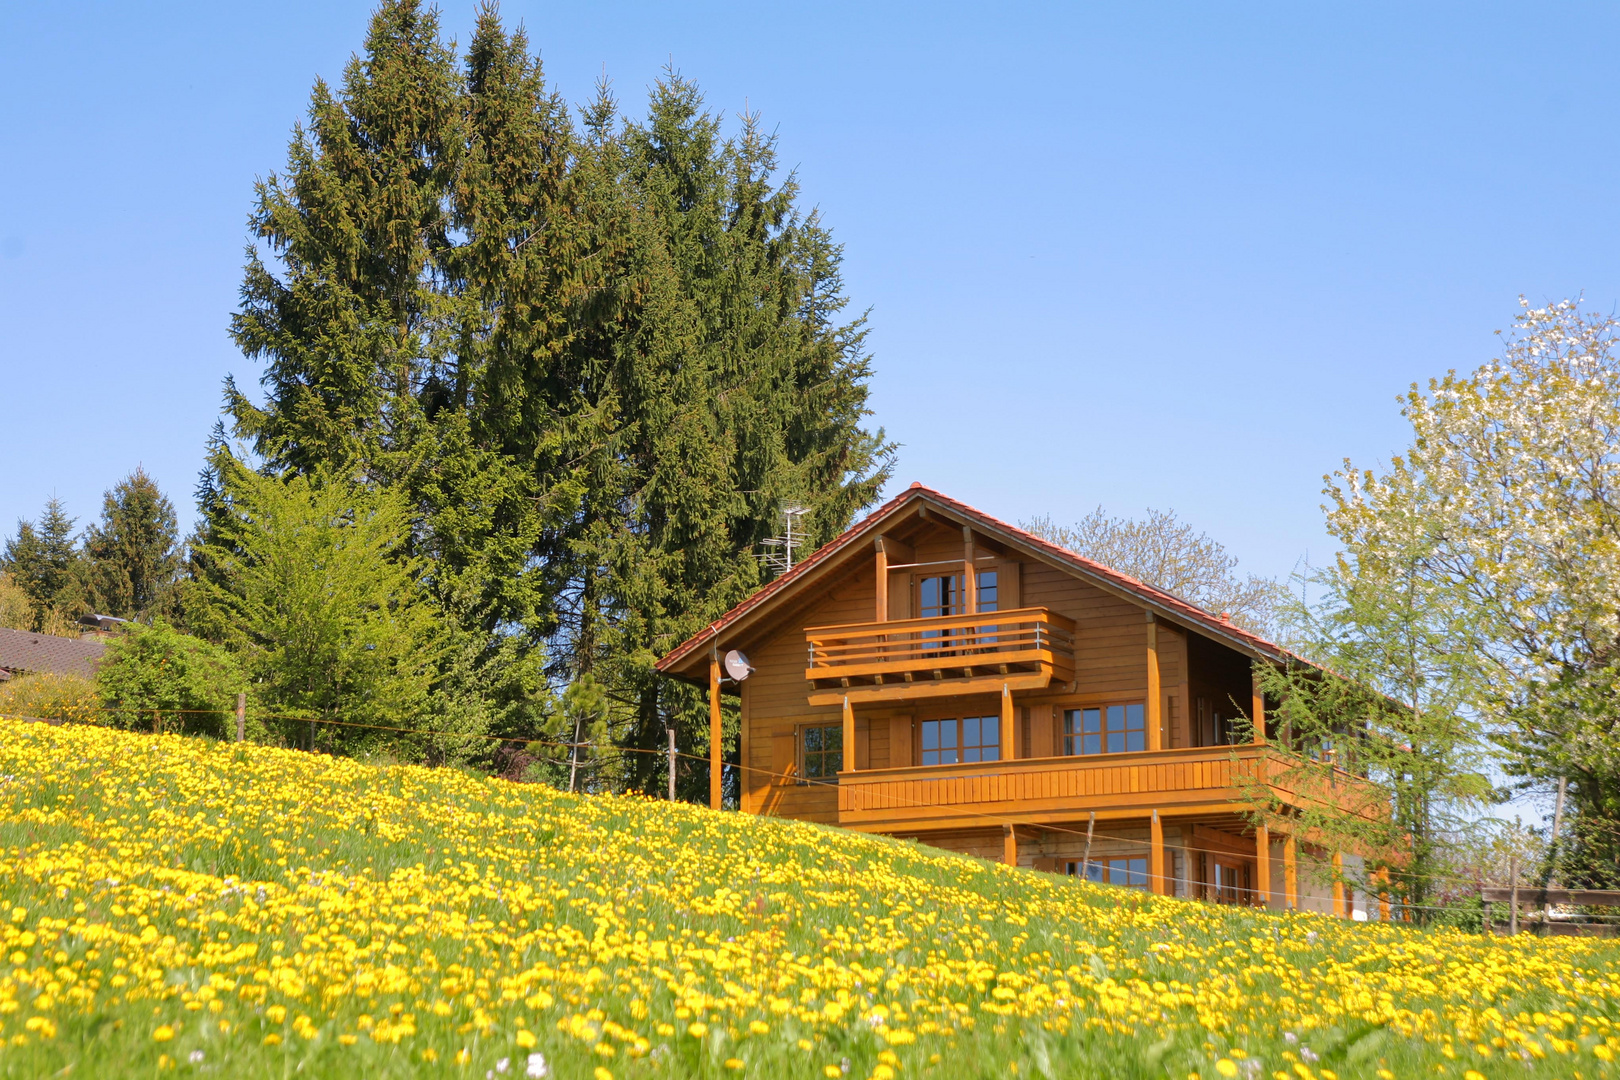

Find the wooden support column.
xmin=1251 ymin=668 xmax=1266 ymax=745
xmin=709 ymin=653 xmax=723 ymax=811
xmin=962 ymin=526 xmax=977 ymax=614
xmin=1255 ymin=824 xmax=1271 ymax=909
xmin=841 ymin=696 xmax=855 ymax=774
xmin=1002 ymin=825 xmax=1018 ymax=867
xmin=1284 ymin=833 xmax=1298 ymax=910
xmin=1150 ymin=809 xmax=1165 ymax=896
xmin=1146 ymin=613 xmax=1162 ymax=752
xmin=874 ymin=538 xmax=889 ymax=623
xmin=1332 ymin=851 xmax=1347 ymax=918
xmin=999 ymin=684 xmax=1014 ymax=761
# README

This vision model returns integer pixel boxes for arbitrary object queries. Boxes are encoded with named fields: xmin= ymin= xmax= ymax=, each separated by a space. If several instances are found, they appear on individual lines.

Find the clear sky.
xmin=4 ymin=0 xmax=1619 ymax=601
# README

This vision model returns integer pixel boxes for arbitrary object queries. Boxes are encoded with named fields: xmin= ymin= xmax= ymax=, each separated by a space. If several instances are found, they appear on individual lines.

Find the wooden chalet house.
xmin=656 ymin=484 xmax=1375 ymax=917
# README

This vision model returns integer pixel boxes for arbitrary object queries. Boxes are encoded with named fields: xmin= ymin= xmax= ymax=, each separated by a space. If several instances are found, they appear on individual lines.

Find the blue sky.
xmin=4 ymin=0 xmax=1618 ymax=599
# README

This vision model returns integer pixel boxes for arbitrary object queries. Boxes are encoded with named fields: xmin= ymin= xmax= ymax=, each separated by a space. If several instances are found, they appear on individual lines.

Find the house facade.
xmin=655 ymin=484 xmax=1375 ymax=917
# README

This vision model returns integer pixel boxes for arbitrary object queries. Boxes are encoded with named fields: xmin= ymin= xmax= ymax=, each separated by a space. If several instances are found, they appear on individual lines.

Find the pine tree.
xmin=82 ymin=468 xmax=180 ymax=620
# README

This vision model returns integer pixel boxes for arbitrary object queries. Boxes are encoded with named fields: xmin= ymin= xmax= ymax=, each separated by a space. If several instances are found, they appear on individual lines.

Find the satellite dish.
xmin=723 ymin=650 xmax=754 ymax=683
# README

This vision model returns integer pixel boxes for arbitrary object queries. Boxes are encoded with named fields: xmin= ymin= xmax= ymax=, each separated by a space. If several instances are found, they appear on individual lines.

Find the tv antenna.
xmin=758 ymin=504 xmax=811 ymax=577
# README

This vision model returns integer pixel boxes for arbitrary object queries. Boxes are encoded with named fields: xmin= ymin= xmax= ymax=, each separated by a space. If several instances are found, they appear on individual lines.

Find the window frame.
xmin=799 ymin=722 xmax=844 ymax=783
xmin=1061 ymin=701 xmax=1147 ymax=756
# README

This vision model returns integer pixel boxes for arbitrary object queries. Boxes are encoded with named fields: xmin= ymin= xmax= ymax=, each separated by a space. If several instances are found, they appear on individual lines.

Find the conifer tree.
xmin=82 ymin=468 xmax=180 ymax=620
xmin=209 ymin=3 xmax=891 ymax=780
xmin=2 ymin=499 xmax=85 ymax=632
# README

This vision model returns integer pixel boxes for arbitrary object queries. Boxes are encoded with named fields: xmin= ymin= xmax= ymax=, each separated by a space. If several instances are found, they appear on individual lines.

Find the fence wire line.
xmin=0 ymin=706 xmax=1593 ymax=908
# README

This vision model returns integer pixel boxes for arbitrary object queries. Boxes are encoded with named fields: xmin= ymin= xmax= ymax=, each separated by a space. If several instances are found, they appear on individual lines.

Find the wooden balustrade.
xmin=804 ymin=606 xmax=1075 ymax=705
xmin=834 ymin=743 xmax=1371 ymax=831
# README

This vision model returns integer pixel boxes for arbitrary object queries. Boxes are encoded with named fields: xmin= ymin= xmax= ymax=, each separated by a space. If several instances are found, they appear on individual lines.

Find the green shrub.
xmin=96 ymin=620 xmax=241 ymax=738
xmin=0 ymin=672 xmax=100 ymax=722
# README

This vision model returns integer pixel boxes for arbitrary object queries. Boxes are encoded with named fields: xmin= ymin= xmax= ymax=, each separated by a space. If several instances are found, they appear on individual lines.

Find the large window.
xmin=1063 ymin=703 xmax=1145 ymax=755
xmin=1066 ymin=857 xmax=1148 ymax=890
xmin=917 ymin=570 xmax=999 ymax=618
xmin=920 ymin=715 xmax=1000 ymax=765
xmin=802 ymin=724 xmax=843 ymax=780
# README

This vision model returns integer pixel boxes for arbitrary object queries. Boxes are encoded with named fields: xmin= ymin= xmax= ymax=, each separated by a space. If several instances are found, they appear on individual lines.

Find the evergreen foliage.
xmin=1 ymin=498 xmax=85 ymax=633
xmin=196 ymin=461 xmax=485 ymax=763
xmin=81 ymin=468 xmax=181 ymax=620
xmin=212 ymin=0 xmax=890 ymax=780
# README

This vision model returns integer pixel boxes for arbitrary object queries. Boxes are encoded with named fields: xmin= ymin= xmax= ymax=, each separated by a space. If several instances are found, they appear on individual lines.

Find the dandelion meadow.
xmin=0 ymin=719 xmax=1616 ymax=1079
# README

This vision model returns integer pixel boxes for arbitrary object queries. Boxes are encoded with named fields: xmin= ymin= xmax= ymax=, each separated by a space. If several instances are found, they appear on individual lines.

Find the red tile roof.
xmin=655 ymin=482 xmax=1294 ymax=677
xmin=0 ymin=628 xmax=106 ymax=680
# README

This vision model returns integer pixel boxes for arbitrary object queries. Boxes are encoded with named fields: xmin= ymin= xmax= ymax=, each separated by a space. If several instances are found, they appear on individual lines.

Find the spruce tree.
xmin=2 ymin=499 xmax=85 ymax=632
xmin=82 ymin=468 xmax=180 ymax=620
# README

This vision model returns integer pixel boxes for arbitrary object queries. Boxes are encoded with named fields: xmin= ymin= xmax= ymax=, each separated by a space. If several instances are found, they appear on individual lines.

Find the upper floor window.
xmin=802 ymin=724 xmax=843 ymax=780
xmin=920 ymin=715 xmax=1000 ymax=765
xmin=917 ymin=570 xmax=999 ymax=618
xmin=1063 ymin=703 xmax=1145 ymax=755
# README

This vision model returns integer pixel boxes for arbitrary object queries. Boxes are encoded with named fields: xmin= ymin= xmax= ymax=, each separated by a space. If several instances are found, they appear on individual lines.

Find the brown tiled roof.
xmin=655 ymin=482 xmax=1299 ymax=679
xmin=0 ymin=628 xmax=106 ymax=679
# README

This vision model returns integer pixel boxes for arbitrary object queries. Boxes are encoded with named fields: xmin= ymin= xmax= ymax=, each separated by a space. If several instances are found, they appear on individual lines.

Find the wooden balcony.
xmin=804 ymin=606 xmax=1075 ymax=705
xmin=835 ymin=743 xmax=1373 ymax=832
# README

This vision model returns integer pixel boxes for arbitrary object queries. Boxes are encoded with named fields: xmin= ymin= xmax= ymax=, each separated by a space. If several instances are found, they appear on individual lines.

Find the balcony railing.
xmin=804 ymin=606 xmax=1076 ymax=705
xmin=833 ymin=744 xmax=1377 ymax=831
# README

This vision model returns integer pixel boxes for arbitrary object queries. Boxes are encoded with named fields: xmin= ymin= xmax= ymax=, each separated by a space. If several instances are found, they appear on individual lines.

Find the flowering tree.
xmin=1329 ymin=298 xmax=1620 ymax=886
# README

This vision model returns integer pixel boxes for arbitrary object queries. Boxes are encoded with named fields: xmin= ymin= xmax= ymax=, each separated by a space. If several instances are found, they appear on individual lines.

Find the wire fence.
xmin=1 ymin=705 xmax=1609 ymax=927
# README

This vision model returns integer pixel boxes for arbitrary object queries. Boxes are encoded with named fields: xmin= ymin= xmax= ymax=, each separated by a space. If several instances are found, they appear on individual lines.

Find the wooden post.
xmin=874 ymin=538 xmax=889 ymax=623
xmin=1284 ymin=833 xmax=1298 ymax=910
xmin=1251 ymin=668 xmax=1266 ymax=745
xmin=1378 ymin=871 xmax=1392 ymax=922
xmin=709 ymin=653 xmax=723 ymax=811
xmin=668 ymin=726 xmax=677 ymax=801
xmin=235 ymin=692 xmax=245 ymax=743
xmin=1255 ymin=824 xmax=1271 ymax=909
xmin=1002 ymin=824 xmax=1018 ymax=867
xmin=841 ymin=696 xmax=855 ymax=774
xmin=1080 ymin=811 xmax=1096 ymax=881
xmin=1332 ymin=851 xmax=1346 ymax=918
xmin=1150 ymin=809 xmax=1165 ymax=896
xmin=153 ymin=708 xmax=160 ymax=735
xmin=1509 ymin=858 xmax=1519 ymax=936
xmin=1145 ymin=614 xmax=1162 ymax=752
xmin=961 ymin=526 xmax=977 ymax=615
xmin=999 ymin=684 xmax=1014 ymax=762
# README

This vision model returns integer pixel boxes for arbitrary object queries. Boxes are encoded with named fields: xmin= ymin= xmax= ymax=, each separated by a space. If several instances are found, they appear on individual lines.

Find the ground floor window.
xmin=920 ymin=715 xmax=1000 ymax=765
xmin=802 ymin=724 xmax=843 ymax=781
xmin=1065 ymin=856 xmax=1148 ymax=890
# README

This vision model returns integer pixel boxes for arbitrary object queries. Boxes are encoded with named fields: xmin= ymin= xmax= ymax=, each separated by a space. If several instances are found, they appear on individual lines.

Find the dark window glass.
xmin=976 ymin=570 xmax=998 ymax=613
xmin=802 ymin=724 xmax=843 ymax=779
xmin=960 ymin=716 xmax=1000 ymax=762
xmin=1064 ymin=704 xmax=1145 ymax=756
xmin=921 ymin=718 xmax=957 ymax=765
xmin=918 ymin=575 xmax=957 ymax=619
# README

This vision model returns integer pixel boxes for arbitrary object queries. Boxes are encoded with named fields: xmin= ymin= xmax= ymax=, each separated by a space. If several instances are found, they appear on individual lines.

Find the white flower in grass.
xmin=526 ymin=1052 xmax=549 ymax=1078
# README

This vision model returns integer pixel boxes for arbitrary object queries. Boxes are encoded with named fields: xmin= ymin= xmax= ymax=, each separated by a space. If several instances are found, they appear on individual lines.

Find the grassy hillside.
xmin=0 ymin=719 xmax=1616 ymax=1079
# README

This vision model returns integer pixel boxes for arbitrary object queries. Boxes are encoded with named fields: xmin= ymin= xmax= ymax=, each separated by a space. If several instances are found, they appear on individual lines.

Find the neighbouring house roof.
xmin=656 ymin=482 xmax=1297 ymax=682
xmin=0 ymin=628 xmax=106 ymax=680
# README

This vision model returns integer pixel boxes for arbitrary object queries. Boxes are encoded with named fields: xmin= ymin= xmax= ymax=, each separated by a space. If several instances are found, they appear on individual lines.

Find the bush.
xmin=96 ymin=620 xmax=241 ymax=738
xmin=0 ymin=672 xmax=100 ymax=723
